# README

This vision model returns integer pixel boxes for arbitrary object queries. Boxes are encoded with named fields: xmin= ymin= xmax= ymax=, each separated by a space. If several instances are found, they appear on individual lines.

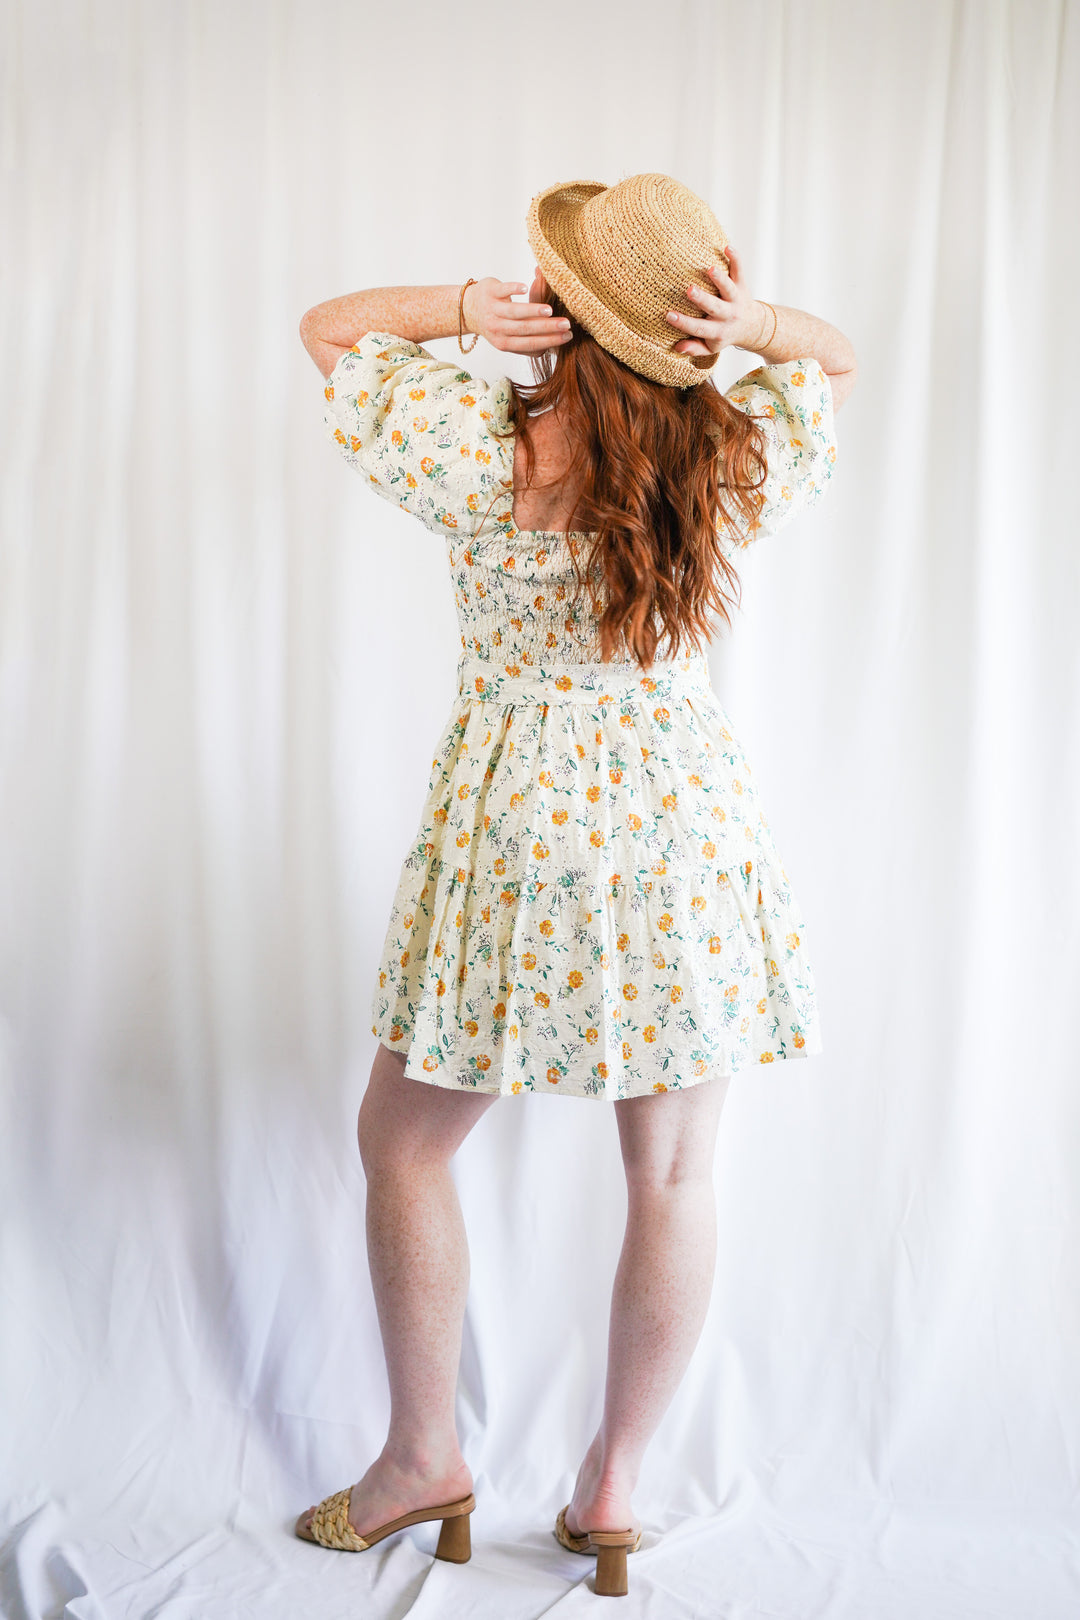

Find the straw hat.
xmin=526 ymin=173 xmax=732 ymax=389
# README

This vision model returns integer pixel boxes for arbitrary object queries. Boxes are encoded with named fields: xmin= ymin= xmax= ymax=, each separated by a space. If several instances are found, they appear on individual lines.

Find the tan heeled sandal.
xmin=295 ymin=1488 xmax=475 ymax=1562
xmin=554 ymin=1503 xmax=642 ymax=1597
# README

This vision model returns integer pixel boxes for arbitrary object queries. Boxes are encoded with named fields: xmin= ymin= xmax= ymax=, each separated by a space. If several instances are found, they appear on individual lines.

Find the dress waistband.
xmin=457 ymin=653 xmax=712 ymax=707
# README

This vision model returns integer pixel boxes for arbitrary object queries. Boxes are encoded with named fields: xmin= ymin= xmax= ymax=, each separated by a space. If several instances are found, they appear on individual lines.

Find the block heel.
xmin=435 ymin=1507 xmax=472 ymax=1563
xmin=590 ymin=1529 xmax=634 ymax=1596
xmin=553 ymin=1505 xmax=642 ymax=1597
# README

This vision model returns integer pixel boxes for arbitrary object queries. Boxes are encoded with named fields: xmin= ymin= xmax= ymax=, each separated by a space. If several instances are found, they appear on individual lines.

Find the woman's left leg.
xmin=297 ymin=1043 xmax=498 ymax=1540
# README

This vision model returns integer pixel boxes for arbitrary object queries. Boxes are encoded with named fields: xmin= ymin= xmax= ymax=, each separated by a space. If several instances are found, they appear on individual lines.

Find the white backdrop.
xmin=3 ymin=1 xmax=1079 ymax=1615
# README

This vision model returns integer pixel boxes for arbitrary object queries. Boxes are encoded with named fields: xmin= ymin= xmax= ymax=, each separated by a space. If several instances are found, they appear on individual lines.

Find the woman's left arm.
xmin=299 ymin=280 xmax=571 ymax=378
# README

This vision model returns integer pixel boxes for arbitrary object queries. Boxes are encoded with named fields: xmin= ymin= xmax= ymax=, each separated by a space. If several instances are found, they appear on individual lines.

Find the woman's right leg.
xmin=564 ymin=1074 xmax=730 ymax=1536
xmin=297 ymin=1042 xmax=497 ymax=1539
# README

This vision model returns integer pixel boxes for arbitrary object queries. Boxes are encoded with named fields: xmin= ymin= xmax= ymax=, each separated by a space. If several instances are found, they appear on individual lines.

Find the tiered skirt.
xmin=370 ymin=653 xmax=822 ymax=1099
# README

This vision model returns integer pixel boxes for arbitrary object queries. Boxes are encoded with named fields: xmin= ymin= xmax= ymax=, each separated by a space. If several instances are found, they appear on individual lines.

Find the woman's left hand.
xmin=667 ymin=247 xmax=766 ymax=355
xmin=462 ymin=278 xmax=573 ymax=354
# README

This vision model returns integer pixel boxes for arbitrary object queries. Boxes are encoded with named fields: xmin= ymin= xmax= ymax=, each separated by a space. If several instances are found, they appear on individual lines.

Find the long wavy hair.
xmin=499 ymin=288 xmax=770 ymax=669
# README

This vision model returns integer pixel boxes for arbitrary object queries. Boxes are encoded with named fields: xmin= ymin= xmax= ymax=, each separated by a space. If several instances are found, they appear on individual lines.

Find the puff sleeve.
xmin=722 ymin=357 xmax=838 ymax=542
xmin=321 ymin=332 xmax=516 ymax=539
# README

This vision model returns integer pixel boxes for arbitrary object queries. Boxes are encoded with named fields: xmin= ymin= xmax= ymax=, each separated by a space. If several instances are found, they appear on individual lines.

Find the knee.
xmin=355 ymin=1092 xmax=412 ymax=1180
xmin=355 ymin=1046 xmax=412 ymax=1175
xmin=356 ymin=1041 xmax=493 ymax=1177
xmin=355 ymin=1078 xmax=448 ymax=1181
xmin=355 ymin=1096 xmax=381 ymax=1176
xmin=623 ymin=1150 xmax=715 ymax=1201
xmin=620 ymin=1123 xmax=718 ymax=1199
xmin=618 ymin=1081 xmax=726 ymax=1197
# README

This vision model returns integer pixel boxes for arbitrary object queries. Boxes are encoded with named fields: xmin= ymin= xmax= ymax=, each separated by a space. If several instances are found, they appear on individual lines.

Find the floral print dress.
xmin=322 ymin=332 xmax=838 ymax=1099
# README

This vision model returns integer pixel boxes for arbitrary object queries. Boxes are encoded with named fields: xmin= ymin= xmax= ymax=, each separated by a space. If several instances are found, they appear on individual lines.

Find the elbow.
xmin=299 ymin=306 xmax=319 ymax=348
xmin=827 ymin=359 xmax=858 ymax=411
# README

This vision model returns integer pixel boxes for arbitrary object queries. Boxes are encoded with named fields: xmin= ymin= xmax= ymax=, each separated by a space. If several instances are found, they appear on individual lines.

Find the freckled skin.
xmin=299 ymin=275 xmax=572 ymax=381
xmin=299 ymin=263 xmax=857 ymax=405
xmin=296 ymin=261 xmax=855 ymax=1546
xmin=297 ymin=1042 xmax=729 ymax=1544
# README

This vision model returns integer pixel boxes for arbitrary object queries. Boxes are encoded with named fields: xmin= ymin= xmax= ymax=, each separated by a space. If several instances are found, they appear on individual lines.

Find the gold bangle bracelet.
xmin=758 ymin=300 xmax=778 ymax=350
xmin=458 ymin=279 xmax=479 ymax=353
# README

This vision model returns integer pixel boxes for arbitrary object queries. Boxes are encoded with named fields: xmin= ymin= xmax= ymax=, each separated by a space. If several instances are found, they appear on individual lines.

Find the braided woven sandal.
xmin=295 ymin=1487 xmax=475 ymax=1562
xmin=554 ymin=1504 xmax=642 ymax=1597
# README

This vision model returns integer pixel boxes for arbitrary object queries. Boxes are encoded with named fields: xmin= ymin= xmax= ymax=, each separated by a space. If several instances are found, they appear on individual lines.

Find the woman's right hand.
xmin=462 ymin=277 xmax=573 ymax=355
xmin=666 ymin=247 xmax=769 ymax=357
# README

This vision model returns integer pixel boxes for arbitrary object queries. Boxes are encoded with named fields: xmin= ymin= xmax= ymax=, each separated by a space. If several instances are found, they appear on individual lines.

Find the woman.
xmin=295 ymin=174 xmax=857 ymax=1597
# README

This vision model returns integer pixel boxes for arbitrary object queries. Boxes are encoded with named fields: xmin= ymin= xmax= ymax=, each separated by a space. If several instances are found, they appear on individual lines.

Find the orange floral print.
xmin=320 ymin=335 xmax=834 ymax=1096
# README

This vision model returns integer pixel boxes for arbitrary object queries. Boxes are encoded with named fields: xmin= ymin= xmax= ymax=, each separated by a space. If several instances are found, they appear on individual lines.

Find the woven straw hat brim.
xmin=527 ymin=177 xmax=724 ymax=390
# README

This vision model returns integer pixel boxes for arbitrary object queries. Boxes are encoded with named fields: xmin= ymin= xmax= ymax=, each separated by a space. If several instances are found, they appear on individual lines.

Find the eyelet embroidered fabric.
xmin=322 ymin=332 xmax=838 ymax=1098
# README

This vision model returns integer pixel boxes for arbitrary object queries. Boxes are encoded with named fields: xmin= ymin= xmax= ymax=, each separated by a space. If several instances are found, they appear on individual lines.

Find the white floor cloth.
xmin=3 ymin=2 xmax=1079 ymax=1615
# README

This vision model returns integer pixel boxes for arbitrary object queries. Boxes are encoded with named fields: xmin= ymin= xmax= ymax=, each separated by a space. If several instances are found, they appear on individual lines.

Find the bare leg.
xmin=297 ymin=1043 xmax=497 ymax=1539
xmin=564 ymin=1074 xmax=730 ymax=1537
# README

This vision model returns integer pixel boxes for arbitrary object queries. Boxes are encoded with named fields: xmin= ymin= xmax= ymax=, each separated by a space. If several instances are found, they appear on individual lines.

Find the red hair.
xmin=501 ymin=290 xmax=770 ymax=669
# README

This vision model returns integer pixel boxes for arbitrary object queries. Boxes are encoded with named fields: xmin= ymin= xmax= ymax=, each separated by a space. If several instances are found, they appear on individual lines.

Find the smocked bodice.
xmin=321 ymin=331 xmax=838 ymax=672
xmin=448 ymin=524 xmax=619 ymax=665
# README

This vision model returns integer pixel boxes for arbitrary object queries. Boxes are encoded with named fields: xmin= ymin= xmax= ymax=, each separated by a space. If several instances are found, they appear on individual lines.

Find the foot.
xmin=563 ymin=1435 xmax=641 ymax=1541
xmin=297 ymin=1450 xmax=473 ymax=1544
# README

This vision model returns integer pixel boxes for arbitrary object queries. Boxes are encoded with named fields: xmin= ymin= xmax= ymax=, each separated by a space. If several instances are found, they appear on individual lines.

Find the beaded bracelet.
xmin=458 ymin=279 xmax=479 ymax=353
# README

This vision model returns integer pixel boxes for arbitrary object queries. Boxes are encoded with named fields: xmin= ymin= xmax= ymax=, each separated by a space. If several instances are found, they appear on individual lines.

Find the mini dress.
xmin=322 ymin=332 xmax=838 ymax=1100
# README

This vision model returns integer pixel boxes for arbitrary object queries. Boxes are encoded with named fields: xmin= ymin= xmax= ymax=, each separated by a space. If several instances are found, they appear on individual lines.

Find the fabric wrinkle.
xmin=322 ymin=332 xmax=837 ymax=1098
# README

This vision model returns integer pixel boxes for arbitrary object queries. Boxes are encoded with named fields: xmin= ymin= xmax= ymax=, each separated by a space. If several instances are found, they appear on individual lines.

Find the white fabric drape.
xmin=2 ymin=1 xmax=1079 ymax=1614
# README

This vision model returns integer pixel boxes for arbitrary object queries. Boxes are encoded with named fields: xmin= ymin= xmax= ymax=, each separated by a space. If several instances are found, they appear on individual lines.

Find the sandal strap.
xmin=554 ymin=1504 xmax=593 ymax=1554
xmin=589 ymin=1528 xmax=640 ymax=1547
xmin=310 ymin=1487 xmax=370 ymax=1551
xmin=555 ymin=1504 xmax=642 ymax=1555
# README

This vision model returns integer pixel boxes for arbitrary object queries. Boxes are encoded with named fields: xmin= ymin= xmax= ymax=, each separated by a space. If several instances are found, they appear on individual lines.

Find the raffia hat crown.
xmin=526 ymin=173 xmax=731 ymax=390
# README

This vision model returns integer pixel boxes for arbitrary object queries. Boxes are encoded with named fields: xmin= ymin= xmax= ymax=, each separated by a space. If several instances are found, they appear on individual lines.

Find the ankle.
xmin=575 ymin=1448 xmax=639 ymax=1503
xmin=568 ymin=1467 xmax=639 ymax=1537
xmin=380 ymin=1438 xmax=469 ymax=1483
xmin=590 ymin=1465 xmax=638 ymax=1502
